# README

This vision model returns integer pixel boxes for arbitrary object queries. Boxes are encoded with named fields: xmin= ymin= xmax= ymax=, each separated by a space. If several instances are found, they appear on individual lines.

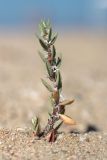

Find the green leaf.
xmin=49 ymin=96 xmax=55 ymax=107
xmin=50 ymin=33 xmax=58 ymax=45
xmin=41 ymin=78 xmax=54 ymax=92
xmin=48 ymin=27 xmax=52 ymax=42
xmin=56 ymin=53 xmax=62 ymax=68
xmin=32 ymin=117 xmax=38 ymax=130
xmin=52 ymin=45 xmax=56 ymax=59
xmin=39 ymin=20 xmax=47 ymax=36
xmin=34 ymin=123 xmax=39 ymax=133
xmin=56 ymin=57 xmax=61 ymax=68
xmin=54 ymin=120 xmax=63 ymax=130
xmin=42 ymin=20 xmax=47 ymax=28
xmin=48 ymin=112 xmax=52 ymax=117
xmin=59 ymin=99 xmax=75 ymax=106
xmin=39 ymin=39 xmax=48 ymax=51
xmin=38 ymin=51 xmax=46 ymax=62
xmin=46 ymin=61 xmax=52 ymax=77
xmin=56 ymin=70 xmax=62 ymax=91
xmin=36 ymin=34 xmax=48 ymax=51
xmin=32 ymin=116 xmax=41 ymax=135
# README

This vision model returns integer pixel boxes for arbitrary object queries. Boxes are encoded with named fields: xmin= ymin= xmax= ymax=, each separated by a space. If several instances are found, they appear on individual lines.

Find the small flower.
xmin=51 ymin=65 xmax=59 ymax=73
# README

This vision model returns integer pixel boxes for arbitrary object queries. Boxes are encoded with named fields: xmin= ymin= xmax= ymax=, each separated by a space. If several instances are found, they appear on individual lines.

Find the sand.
xmin=0 ymin=31 xmax=107 ymax=159
xmin=0 ymin=129 xmax=107 ymax=160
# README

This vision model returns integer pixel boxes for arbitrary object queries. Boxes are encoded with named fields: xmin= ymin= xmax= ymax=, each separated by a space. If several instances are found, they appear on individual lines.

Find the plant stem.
xmin=37 ymin=20 xmax=68 ymax=141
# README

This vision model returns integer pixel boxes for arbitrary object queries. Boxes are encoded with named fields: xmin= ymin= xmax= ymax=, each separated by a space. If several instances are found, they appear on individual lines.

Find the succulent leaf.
xmin=36 ymin=34 xmax=48 ymax=51
xmin=54 ymin=120 xmax=63 ymax=130
xmin=49 ymin=96 xmax=55 ymax=107
xmin=48 ymin=112 xmax=52 ymax=117
xmin=32 ymin=117 xmax=40 ymax=135
xmin=48 ymin=27 xmax=52 ymax=42
xmin=56 ymin=70 xmax=62 ymax=91
xmin=39 ymin=39 xmax=48 ymax=51
xmin=46 ymin=61 xmax=52 ymax=77
xmin=59 ymin=114 xmax=76 ymax=125
xmin=52 ymin=45 xmax=56 ymax=60
xmin=32 ymin=117 xmax=38 ymax=129
xmin=59 ymin=99 xmax=75 ymax=106
xmin=42 ymin=20 xmax=47 ymax=28
xmin=50 ymin=33 xmax=58 ymax=45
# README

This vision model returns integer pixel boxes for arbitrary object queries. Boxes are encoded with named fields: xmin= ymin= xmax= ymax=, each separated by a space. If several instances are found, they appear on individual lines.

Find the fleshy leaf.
xmin=59 ymin=99 xmax=75 ymax=106
xmin=34 ymin=124 xmax=39 ymax=135
xmin=49 ymin=96 xmax=55 ymax=107
xmin=41 ymin=78 xmax=54 ymax=92
xmin=46 ymin=61 xmax=52 ymax=77
xmin=36 ymin=34 xmax=48 ymax=51
xmin=39 ymin=39 xmax=48 ymax=51
xmin=59 ymin=114 xmax=76 ymax=125
xmin=48 ymin=112 xmax=52 ymax=117
xmin=48 ymin=27 xmax=52 ymax=42
xmin=52 ymin=45 xmax=56 ymax=60
xmin=42 ymin=20 xmax=47 ymax=28
xmin=56 ymin=70 xmax=62 ymax=91
xmin=56 ymin=53 xmax=62 ymax=68
xmin=50 ymin=33 xmax=58 ymax=45
xmin=32 ymin=117 xmax=38 ymax=128
xmin=52 ymin=90 xmax=59 ymax=104
xmin=54 ymin=120 xmax=63 ymax=130
xmin=40 ymin=20 xmax=51 ymax=36
xmin=39 ymin=20 xmax=48 ymax=36
xmin=32 ymin=117 xmax=41 ymax=136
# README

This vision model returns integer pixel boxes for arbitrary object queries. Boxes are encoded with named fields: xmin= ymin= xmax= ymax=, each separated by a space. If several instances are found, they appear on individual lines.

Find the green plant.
xmin=32 ymin=20 xmax=76 ymax=142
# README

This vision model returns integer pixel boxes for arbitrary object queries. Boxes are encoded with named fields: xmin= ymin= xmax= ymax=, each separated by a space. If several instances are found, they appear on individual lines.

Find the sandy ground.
xmin=0 ymin=129 xmax=107 ymax=160
xmin=0 ymin=31 xmax=107 ymax=159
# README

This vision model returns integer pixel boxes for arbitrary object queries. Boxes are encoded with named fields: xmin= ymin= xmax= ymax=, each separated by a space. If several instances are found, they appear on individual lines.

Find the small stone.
xmin=79 ymin=136 xmax=86 ymax=142
xmin=11 ymin=137 xmax=15 ymax=141
xmin=16 ymin=128 xmax=25 ymax=132
xmin=30 ymin=139 xmax=35 ymax=143
xmin=98 ymin=135 xmax=102 ymax=140
xmin=10 ymin=150 xmax=14 ymax=155
xmin=70 ymin=155 xmax=77 ymax=160
xmin=35 ymin=136 xmax=40 ymax=140
xmin=57 ymin=134 xmax=63 ymax=140
xmin=86 ymin=137 xmax=90 ymax=142
xmin=0 ymin=141 xmax=2 ymax=145
xmin=8 ymin=145 xmax=12 ymax=149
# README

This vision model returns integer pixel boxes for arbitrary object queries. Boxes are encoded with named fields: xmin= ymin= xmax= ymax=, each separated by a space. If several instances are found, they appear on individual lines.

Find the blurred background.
xmin=0 ymin=0 xmax=107 ymax=133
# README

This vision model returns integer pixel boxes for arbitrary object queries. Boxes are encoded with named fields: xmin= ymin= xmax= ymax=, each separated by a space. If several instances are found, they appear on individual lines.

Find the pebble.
xmin=57 ymin=134 xmax=63 ymax=140
xmin=16 ymin=128 xmax=26 ymax=132
xmin=98 ymin=135 xmax=102 ymax=140
xmin=79 ymin=136 xmax=86 ymax=142
xmin=0 ymin=141 xmax=3 ymax=145
xmin=8 ymin=145 xmax=12 ymax=149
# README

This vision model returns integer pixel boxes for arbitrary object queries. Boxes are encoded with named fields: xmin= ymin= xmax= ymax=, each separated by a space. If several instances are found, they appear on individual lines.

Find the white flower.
xmin=51 ymin=65 xmax=59 ymax=73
